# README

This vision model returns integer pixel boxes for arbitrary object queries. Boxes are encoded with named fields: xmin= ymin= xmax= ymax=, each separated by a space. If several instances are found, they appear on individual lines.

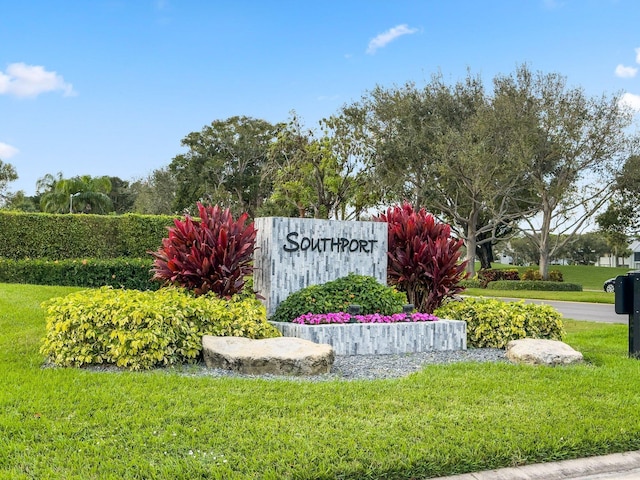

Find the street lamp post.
xmin=69 ymin=192 xmax=81 ymax=213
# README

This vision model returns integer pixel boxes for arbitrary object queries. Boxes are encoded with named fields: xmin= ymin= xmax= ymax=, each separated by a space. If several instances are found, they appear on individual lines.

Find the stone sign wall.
xmin=254 ymin=217 xmax=388 ymax=317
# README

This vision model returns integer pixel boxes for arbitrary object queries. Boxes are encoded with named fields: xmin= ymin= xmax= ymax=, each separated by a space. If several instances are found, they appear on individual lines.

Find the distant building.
xmin=596 ymin=240 xmax=640 ymax=268
xmin=497 ymin=254 xmax=513 ymax=265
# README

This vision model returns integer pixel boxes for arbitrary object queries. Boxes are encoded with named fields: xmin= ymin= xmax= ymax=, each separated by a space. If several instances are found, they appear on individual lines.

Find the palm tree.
xmin=40 ymin=175 xmax=114 ymax=214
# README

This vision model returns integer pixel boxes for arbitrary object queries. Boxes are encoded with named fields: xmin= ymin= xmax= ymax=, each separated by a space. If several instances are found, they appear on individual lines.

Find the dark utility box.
xmin=615 ymin=275 xmax=634 ymax=314
xmin=614 ymin=272 xmax=640 ymax=358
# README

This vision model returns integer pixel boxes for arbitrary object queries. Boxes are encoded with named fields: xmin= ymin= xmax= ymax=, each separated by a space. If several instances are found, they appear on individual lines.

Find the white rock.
xmin=506 ymin=338 xmax=583 ymax=366
xmin=202 ymin=336 xmax=334 ymax=375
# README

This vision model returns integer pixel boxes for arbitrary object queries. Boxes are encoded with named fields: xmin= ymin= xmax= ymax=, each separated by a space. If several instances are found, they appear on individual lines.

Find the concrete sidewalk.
xmin=430 ymin=450 xmax=640 ymax=479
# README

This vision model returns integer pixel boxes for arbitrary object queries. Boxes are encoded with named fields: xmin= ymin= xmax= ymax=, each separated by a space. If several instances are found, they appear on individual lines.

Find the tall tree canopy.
xmin=0 ymin=159 xmax=18 ymax=208
xmin=169 ymin=116 xmax=280 ymax=217
xmin=596 ymin=154 xmax=640 ymax=265
xmin=108 ymin=177 xmax=136 ymax=214
xmin=499 ymin=66 xmax=634 ymax=278
xmin=261 ymin=113 xmax=378 ymax=220
xmin=130 ymin=167 xmax=178 ymax=215
xmin=336 ymin=65 xmax=634 ymax=277
xmin=39 ymin=175 xmax=113 ymax=214
xmin=339 ymin=71 xmax=537 ymax=275
xmin=598 ymin=155 xmax=640 ymax=234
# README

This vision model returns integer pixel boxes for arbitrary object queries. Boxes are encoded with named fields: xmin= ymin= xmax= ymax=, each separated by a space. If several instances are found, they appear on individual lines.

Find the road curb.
xmin=429 ymin=451 xmax=640 ymax=479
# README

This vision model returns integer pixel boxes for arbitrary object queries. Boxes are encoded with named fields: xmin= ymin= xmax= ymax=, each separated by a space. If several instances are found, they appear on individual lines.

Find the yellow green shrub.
xmin=40 ymin=287 xmax=280 ymax=370
xmin=435 ymin=297 xmax=564 ymax=348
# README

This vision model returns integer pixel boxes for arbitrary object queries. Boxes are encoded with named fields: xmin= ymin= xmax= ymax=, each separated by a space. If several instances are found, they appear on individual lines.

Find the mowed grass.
xmin=469 ymin=264 xmax=632 ymax=303
xmin=2 ymin=283 xmax=640 ymax=479
xmin=480 ymin=263 xmax=629 ymax=291
xmin=464 ymin=288 xmax=615 ymax=304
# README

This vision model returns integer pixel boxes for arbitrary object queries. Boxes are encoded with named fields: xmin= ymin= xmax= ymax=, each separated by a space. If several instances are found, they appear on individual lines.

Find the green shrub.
xmin=0 ymin=257 xmax=158 ymax=290
xmin=271 ymin=273 xmax=408 ymax=322
xmin=549 ymin=270 xmax=564 ymax=282
xmin=521 ymin=268 xmax=564 ymax=282
xmin=435 ymin=297 xmax=565 ymax=348
xmin=487 ymin=280 xmax=582 ymax=291
xmin=237 ymin=275 xmax=257 ymax=300
xmin=521 ymin=269 xmax=542 ymax=281
xmin=459 ymin=279 xmax=482 ymax=289
xmin=40 ymin=287 xmax=280 ymax=370
xmin=0 ymin=211 xmax=175 ymax=260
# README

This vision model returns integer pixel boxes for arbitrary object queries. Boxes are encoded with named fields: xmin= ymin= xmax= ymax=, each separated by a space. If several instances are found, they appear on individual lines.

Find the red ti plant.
xmin=374 ymin=202 xmax=468 ymax=313
xmin=150 ymin=203 xmax=256 ymax=298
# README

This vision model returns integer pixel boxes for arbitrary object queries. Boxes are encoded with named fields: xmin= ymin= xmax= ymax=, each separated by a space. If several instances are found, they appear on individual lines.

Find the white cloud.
xmin=620 ymin=92 xmax=640 ymax=113
xmin=615 ymin=64 xmax=638 ymax=78
xmin=0 ymin=142 xmax=19 ymax=159
xmin=636 ymin=47 xmax=640 ymax=64
xmin=366 ymin=24 xmax=418 ymax=55
xmin=0 ymin=63 xmax=75 ymax=98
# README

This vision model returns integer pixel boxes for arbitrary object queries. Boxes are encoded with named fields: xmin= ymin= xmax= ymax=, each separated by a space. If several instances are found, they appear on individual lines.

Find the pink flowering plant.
xmin=292 ymin=311 xmax=438 ymax=325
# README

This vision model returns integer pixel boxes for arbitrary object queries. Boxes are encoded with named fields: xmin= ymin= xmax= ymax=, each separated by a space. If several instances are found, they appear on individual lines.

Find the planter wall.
xmin=270 ymin=320 xmax=466 ymax=355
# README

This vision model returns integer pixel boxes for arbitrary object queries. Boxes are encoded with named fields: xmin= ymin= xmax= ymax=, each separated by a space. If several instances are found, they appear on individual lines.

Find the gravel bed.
xmin=52 ymin=348 xmax=507 ymax=381
xmin=173 ymin=348 xmax=508 ymax=382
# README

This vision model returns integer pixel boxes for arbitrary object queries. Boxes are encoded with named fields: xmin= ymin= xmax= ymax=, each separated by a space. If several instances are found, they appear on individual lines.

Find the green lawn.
xmin=2 ymin=283 xmax=640 ymax=479
xmin=480 ymin=263 xmax=629 ymax=291
xmin=464 ymin=288 xmax=615 ymax=304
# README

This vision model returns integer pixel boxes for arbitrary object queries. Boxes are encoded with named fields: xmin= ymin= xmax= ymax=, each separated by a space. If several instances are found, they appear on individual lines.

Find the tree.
xmin=596 ymin=154 xmax=640 ymax=245
xmin=0 ymin=160 xmax=18 ymax=208
xmin=340 ymin=72 xmax=537 ymax=275
xmin=1 ymin=191 xmax=38 ymax=211
xmin=595 ymin=154 xmax=640 ymax=265
xmin=560 ymin=232 xmax=609 ymax=265
xmin=617 ymin=154 xmax=640 ymax=207
xmin=108 ymin=176 xmax=136 ymax=214
xmin=36 ymin=172 xmax=63 ymax=194
xmin=169 ymin=116 xmax=280 ymax=217
xmin=339 ymin=81 xmax=445 ymax=209
xmin=30 ymin=172 xmax=64 ymax=212
xmin=597 ymin=201 xmax=635 ymax=266
xmin=475 ymin=223 xmax=516 ymax=269
xmin=131 ymin=167 xmax=178 ymax=215
xmin=261 ymin=113 xmax=378 ymax=220
xmin=40 ymin=175 xmax=113 ymax=214
xmin=506 ymin=235 xmax=540 ymax=266
xmin=501 ymin=65 xmax=634 ymax=278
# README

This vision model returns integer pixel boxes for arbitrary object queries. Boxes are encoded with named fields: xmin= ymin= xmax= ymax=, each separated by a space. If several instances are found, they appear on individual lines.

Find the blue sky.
xmin=2 ymin=0 xmax=640 ymax=196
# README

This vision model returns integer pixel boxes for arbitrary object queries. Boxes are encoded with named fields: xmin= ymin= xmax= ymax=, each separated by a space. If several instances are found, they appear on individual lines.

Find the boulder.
xmin=202 ymin=336 xmax=334 ymax=376
xmin=506 ymin=338 xmax=583 ymax=366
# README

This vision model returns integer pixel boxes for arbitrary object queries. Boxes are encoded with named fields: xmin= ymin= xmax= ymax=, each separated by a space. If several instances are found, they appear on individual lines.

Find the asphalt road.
xmin=497 ymin=297 xmax=626 ymax=324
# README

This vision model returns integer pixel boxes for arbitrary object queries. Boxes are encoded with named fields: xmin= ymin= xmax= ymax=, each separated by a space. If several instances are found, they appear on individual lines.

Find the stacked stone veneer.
xmin=270 ymin=320 xmax=467 ymax=355
xmin=254 ymin=217 xmax=388 ymax=318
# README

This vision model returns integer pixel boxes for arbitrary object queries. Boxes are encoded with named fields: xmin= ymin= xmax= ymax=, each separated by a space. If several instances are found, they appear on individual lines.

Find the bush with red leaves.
xmin=374 ymin=202 xmax=468 ymax=313
xmin=478 ymin=268 xmax=520 ymax=288
xmin=150 ymin=203 xmax=256 ymax=298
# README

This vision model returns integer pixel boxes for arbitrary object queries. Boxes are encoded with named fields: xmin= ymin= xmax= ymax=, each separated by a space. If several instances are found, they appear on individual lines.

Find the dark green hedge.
xmin=487 ymin=280 xmax=582 ymax=291
xmin=0 ymin=258 xmax=159 ymax=290
xmin=0 ymin=212 xmax=176 ymax=260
